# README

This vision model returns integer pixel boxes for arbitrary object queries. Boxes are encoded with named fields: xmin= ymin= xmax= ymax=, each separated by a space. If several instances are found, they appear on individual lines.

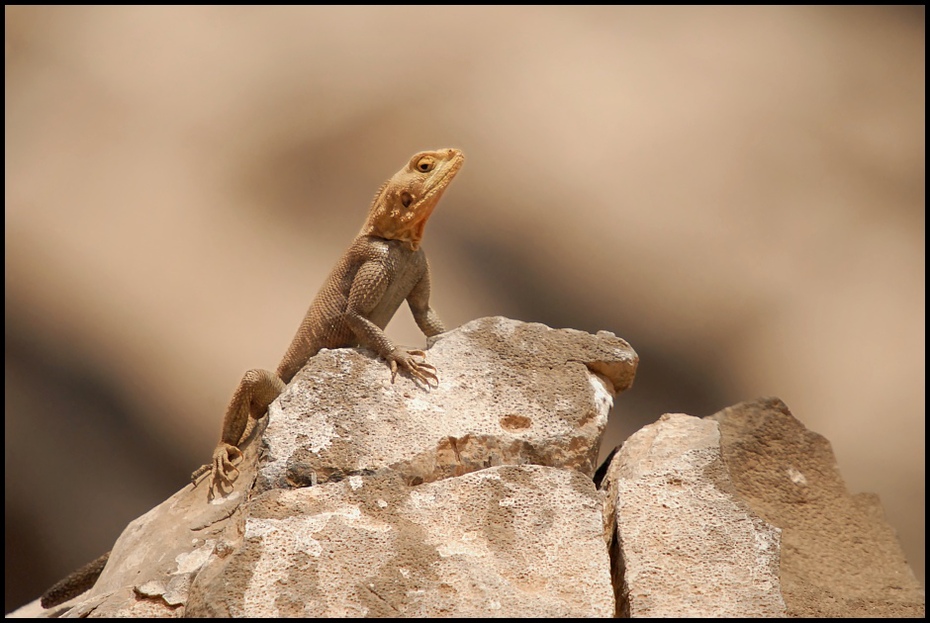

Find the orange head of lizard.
xmin=362 ymin=148 xmax=464 ymax=250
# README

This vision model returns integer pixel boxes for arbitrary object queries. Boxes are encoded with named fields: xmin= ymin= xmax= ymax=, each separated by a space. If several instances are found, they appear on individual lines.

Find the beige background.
xmin=5 ymin=6 xmax=924 ymax=610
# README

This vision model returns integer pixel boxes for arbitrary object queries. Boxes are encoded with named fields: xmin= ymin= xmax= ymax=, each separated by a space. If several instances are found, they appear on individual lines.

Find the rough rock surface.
xmin=259 ymin=316 xmax=637 ymax=492
xmin=709 ymin=397 xmax=925 ymax=618
xmin=188 ymin=466 xmax=613 ymax=617
xmin=17 ymin=317 xmax=634 ymax=618
xmin=11 ymin=319 xmax=923 ymax=618
xmin=601 ymin=398 xmax=925 ymax=618
xmin=35 ymin=419 xmax=268 ymax=618
xmin=602 ymin=413 xmax=786 ymax=617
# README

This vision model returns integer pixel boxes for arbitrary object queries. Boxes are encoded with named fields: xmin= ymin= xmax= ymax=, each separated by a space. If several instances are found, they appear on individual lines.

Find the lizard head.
xmin=362 ymin=148 xmax=465 ymax=250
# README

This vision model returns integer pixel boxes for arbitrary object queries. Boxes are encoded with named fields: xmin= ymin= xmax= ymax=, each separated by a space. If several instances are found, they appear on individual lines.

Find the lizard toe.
xmin=407 ymin=361 xmax=440 ymax=387
xmin=389 ymin=349 xmax=440 ymax=387
xmin=191 ymin=463 xmax=211 ymax=484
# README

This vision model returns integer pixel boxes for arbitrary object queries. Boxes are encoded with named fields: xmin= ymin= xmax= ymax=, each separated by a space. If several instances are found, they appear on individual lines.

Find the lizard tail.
xmin=40 ymin=550 xmax=110 ymax=609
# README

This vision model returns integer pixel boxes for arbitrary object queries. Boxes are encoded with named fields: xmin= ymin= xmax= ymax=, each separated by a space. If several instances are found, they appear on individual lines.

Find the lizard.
xmin=39 ymin=147 xmax=464 ymax=609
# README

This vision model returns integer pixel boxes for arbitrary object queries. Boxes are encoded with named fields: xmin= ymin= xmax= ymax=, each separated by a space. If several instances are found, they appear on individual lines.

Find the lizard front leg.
xmin=406 ymin=256 xmax=446 ymax=338
xmin=192 ymin=368 xmax=285 ymax=498
xmin=344 ymin=260 xmax=440 ymax=386
xmin=397 ymin=257 xmax=446 ymax=384
xmin=344 ymin=309 xmax=439 ymax=386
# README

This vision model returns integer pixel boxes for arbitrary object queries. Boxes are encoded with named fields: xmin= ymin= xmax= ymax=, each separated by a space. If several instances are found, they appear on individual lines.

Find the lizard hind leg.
xmin=192 ymin=368 xmax=286 ymax=499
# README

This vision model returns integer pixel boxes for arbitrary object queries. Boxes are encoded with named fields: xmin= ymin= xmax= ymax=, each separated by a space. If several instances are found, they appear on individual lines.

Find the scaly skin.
xmin=195 ymin=148 xmax=464 ymax=499
xmin=39 ymin=552 xmax=109 ymax=609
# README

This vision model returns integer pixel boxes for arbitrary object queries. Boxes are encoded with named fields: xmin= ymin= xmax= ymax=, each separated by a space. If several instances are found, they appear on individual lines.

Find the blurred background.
xmin=4 ymin=6 xmax=924 ymax=611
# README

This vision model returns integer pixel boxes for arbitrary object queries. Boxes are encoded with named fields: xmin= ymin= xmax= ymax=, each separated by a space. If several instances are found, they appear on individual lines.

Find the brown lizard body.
xmin=39 ymin=147 xmax=463 ymax=609
xmin=197 ymin=146 xmax=463 ymax=497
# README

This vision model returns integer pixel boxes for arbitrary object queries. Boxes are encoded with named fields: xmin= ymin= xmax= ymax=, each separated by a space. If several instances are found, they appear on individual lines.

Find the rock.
xmin=709 ymin=397 xmax=925 ymax=617
xmin=601 ymin=397 xmax=925 ymax=618
xmin=44 ymin=419 xmax=268 ymax=618
xmin=258 ymin=316 xmax=638 ymax=491
xmin=187 ymin=466 xmax=614 ymax=617
xmin=601 ymin=412 xmax=786 ymax=617
xmin=15 ymin=318 xmax=922 ymax=618
xmin=20 ymin=317 xmax=634 ymax=618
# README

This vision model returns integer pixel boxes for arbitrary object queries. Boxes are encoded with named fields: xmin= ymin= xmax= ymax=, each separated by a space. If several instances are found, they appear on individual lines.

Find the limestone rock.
xmin=17 ymin=313 xmax=920 ymax=618
xmin=20 ymin=317 xmax=632 ymax=618
xmin=601 ymin=398 xmax=925 ymax=618
xmin=43 ymin=420 xmax=268 ymax=618
xmin=187 ymin=466 xmax=613 ymax=617
xmin=709 ymin=397 xmax=925 ymax=617
xmin=258 ymin=316 xmax=638 ymax=491
xmin=602 ymin=413 xmax=786 ymax=617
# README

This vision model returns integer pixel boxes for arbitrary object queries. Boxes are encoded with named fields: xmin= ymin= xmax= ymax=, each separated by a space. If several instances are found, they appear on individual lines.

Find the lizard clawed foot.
xmin=196 ymin=442 xmax=243 ymax=500
xmin=389 ymin=349 xmax=439 ymax=388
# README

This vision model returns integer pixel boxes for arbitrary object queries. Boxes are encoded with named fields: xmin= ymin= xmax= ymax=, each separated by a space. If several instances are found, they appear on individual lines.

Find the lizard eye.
xmin=416 ymin=157 xmax=435 ymax=173
xmin=401 ymin=191 xmax=414 ymax=207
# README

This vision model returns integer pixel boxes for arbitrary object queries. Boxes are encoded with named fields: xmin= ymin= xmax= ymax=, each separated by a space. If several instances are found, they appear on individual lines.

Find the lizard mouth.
xmin=407 ymin=153 xmax=464 ymax=244
xmin=421 ymin=151 xmax=464 ymax=205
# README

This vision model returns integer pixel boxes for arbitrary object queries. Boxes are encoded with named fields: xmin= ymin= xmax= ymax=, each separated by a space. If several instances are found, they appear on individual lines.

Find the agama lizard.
xmin=193 ymin=146 xmax=463 ymax=498
xmin=39 ymin=147 xmax=463 ymax=609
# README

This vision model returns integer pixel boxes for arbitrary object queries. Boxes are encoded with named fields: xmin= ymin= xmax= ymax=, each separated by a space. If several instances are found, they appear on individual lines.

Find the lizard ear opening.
xmin=401 ymin=191 xmax=414 ymax=208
